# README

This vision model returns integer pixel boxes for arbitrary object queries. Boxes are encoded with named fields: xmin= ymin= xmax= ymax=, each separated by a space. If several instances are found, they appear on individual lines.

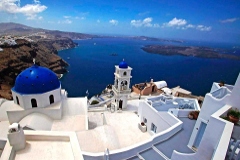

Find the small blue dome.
xmin=12 ymin=65 xmax=60 ymax=94
xmin=119 ymin=60 xmax=128 ymax=69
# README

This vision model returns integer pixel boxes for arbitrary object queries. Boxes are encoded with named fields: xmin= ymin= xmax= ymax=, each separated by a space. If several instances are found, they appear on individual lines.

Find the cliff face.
xmin=0 ymin=38 xmax=77 ymax=99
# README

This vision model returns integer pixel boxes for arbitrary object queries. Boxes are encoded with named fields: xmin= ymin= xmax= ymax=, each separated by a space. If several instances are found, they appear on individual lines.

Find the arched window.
xmin=16 ymin=96 xmax=20 ymax=105
xmin=121 ymin=80 xmax=128 ymax=90
xmin=49 ymin=95 xmax=54 ymax=104
xmin=31 ymin=99 xmax=37 ymax=108
xmin=123 ymin=72 xmax=127 ymax=76
xmin=119 ymin=100 xmax=123 ymax=109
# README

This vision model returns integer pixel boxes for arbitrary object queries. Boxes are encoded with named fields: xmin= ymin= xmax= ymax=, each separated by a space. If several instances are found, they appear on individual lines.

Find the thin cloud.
xmin=130 ymin=17 xmax=160 ymax=28
xmin=164 ymin=17 xmax=187 ymax=27
xmin=58 ymin=19 xmax=72 ymax=24
xmin=64 ymin=16 xmax=85 ymax=20
xmin=79 ymin=12 xmax=89 ymax=16
xmin=109 ymin=19 xmax=118 ymax=25
xmin=0 ymin=0 xmax=47 ymax=20
xmin=153 ymin=24 xmax=160 ymax=28
xmin=64 ymin=16 xmax=71 ymax=19
xmin=33 ymin=0 xmax=40 ymax=4
xmin=196 ymin=25 xmax=211 ymax=31
xmin=220 ymin=18 xmax=239 ymax=23
xmin=75 ymin=16 xmax=85 ymax=20
xmin=130 ymin=20 xmax=142 ymax=27
xmin=138 ymin=11 xmax=150 ymax=16
xmin=186 ymin=24 xmax=195 ymax=28
xmin=48 ymin=21 xmax=55 ymax=24
xmin=163 ymin=17 xmax=211 ymax=31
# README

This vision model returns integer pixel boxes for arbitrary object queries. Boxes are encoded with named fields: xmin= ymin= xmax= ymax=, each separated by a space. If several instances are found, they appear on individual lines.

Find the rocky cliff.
xmin=0 ymin=38 xmax=77 ymax=99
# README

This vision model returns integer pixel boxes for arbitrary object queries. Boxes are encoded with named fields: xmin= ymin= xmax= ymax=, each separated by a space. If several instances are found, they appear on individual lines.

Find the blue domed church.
xmin=0 ymin=61 xmax=89 ymax=133
xmin=12 ymin=65 xmax=62 ymax=109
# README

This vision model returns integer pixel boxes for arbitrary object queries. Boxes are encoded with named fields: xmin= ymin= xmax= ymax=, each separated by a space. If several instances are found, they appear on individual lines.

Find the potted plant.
xmin=188 ymin=111 xmax=200 ymax=120
xmin=228 ymin=108 xmax=240 ymax=124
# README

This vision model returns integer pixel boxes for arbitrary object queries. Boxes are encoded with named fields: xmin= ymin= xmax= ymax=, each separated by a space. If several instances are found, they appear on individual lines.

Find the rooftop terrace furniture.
xmin=227 ymin=139 xmax=240 ymax=160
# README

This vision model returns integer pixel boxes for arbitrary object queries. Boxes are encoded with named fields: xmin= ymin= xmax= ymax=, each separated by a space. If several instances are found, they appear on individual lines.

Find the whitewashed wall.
xmin=7 ymin=101 xmax=63 ymax=124
xmin=171 ymin=105 xmax=233 ymax=160
xmin=139 ymin=101 xmax=179 ymax=134
xmin=12 ymin=87 xmax=61 ymax=109
xmin=210 ymin=82 xmax=220 ymax=93
xmin=188 ymin=92 xmax=230 ymax=148
xmin=227 ymin=73 xmax=240 ymax=109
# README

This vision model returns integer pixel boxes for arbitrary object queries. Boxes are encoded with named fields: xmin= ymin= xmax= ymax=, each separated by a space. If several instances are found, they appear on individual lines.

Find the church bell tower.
xmin=112 ymin=60 xmax=132 ymax=110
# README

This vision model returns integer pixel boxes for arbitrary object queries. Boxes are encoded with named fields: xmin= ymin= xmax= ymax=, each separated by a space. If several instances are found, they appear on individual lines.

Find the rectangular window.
xmin=151 ymin=123 xmax=157 ymax=133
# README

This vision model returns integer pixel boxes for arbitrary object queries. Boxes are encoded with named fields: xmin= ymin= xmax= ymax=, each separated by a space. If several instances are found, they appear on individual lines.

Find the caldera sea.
xmin=58 ymin=38 xmax=240 ymax=98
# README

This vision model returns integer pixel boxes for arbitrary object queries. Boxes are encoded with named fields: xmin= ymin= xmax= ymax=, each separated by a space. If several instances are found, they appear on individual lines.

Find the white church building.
xmin=0 ymin=60 xmax=240 ymax=160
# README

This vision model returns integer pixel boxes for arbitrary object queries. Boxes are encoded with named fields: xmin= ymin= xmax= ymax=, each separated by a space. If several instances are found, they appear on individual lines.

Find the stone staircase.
xmin=126 ymin=145 xmax=170 ymax=160
xmin=88 ymin=112 xmax=106 ymax=129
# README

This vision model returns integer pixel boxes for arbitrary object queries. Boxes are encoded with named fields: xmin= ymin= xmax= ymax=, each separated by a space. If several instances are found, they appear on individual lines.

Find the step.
xmin=139 ymin=147 xmax=167 ymax=160
xmin=88 ymin=113 xmax=103 ymax=129
xmin=152 ymin=146 xmax=170 ymax=160
xmin=126 ymin=155 xmax=142 ymax=160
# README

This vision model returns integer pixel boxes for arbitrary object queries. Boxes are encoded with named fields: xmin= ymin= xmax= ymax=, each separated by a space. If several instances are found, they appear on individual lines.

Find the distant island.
xmin=142 ymin=45 xmax=240 ymax=60
xmin=127 ymin=36 xmax=183 ymax=43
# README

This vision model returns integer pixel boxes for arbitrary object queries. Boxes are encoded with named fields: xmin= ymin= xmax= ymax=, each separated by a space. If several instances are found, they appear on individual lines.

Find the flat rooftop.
xmin=148 ymin=96 xmax=198 ymax=111
xmin=1 ymin=131 xmax=84 ymax=160
xmin=77 ymin=100 xmax=151 ymax=153
xmin=15 ymin=140 xmax=74 ymax=160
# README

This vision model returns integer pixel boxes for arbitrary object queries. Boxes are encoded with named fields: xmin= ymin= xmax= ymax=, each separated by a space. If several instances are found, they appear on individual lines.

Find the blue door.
xmin=193 ymin=122 xmax=207 ymax=148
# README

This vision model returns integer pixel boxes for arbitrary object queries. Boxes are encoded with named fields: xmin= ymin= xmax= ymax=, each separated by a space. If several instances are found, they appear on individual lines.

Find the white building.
xmin=0 ymin=61 xmax=240 ymax=160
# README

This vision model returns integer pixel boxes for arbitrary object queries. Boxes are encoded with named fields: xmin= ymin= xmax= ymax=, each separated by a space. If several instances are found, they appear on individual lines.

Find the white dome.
xmin=154 ymin=81 xmax=167 ymax=89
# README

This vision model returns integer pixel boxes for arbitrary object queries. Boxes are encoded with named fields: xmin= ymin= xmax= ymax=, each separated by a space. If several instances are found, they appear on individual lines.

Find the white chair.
xmin=228 ymin=139 xmax=240 ymax=160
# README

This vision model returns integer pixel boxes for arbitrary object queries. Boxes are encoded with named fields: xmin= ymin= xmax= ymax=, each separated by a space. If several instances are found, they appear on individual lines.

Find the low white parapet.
xmin=2 ymin=130 xmax=84 ymax=160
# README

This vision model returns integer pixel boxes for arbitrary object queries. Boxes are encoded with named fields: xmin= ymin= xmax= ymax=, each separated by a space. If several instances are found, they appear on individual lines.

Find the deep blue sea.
xmin=58 ymin=38 xmax=240 ymax=97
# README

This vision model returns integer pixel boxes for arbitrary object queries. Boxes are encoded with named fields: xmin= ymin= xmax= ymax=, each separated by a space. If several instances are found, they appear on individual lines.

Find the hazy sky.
xmin=0 ymin=0 xmax=239 ymax=43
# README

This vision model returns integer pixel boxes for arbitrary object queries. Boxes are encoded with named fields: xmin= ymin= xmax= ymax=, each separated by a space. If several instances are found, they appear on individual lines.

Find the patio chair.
xmin=227 ymin=139 xmax=240 ymax=160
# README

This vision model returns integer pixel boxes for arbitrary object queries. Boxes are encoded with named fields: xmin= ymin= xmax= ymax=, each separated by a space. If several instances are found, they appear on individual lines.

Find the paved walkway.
xmin=52 ymin=115 xmax=86 ymax=132
xmin=77 ymin=125 xmax=120 ymax=152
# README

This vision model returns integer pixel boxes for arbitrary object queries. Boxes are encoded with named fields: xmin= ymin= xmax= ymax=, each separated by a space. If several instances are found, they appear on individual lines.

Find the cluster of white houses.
xmin=0 ymin=60 xmax=240 ymax=160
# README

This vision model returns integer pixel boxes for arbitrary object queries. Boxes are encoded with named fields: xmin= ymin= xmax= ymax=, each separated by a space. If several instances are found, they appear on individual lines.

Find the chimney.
xmin=7 ymin=123 xmax=26 ymax=151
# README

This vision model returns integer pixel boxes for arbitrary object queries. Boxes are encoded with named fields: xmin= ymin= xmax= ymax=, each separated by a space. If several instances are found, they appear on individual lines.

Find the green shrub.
xmin=91 ymin=100 xmax=99 ymax=105
xmin=228 ymin=108 xmax=240 ymax=118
